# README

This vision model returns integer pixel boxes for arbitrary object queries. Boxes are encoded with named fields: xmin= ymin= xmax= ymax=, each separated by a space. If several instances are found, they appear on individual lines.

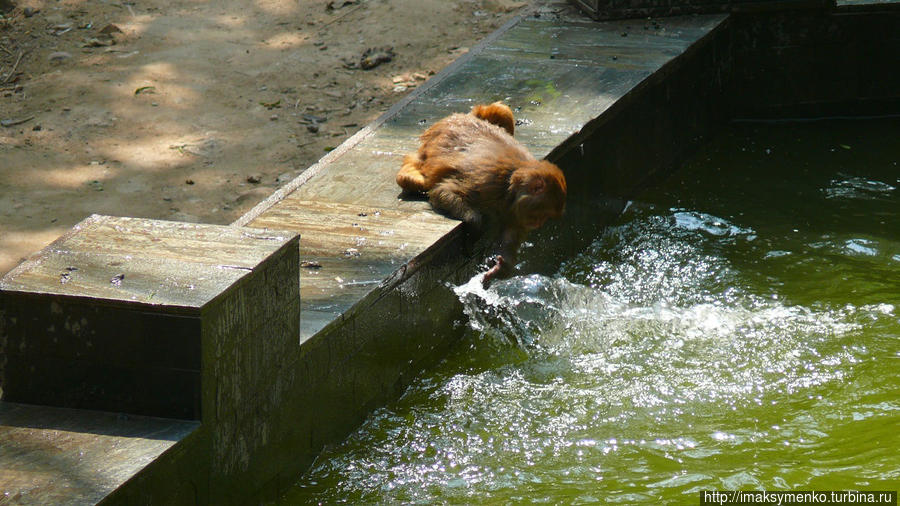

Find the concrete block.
xmin=0 ymin=215 xmax=300 ymax=420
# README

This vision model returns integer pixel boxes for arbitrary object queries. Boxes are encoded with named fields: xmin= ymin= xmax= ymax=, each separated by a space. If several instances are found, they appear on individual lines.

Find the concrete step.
xmin=0 ymin=402 xmax=198 ymax=506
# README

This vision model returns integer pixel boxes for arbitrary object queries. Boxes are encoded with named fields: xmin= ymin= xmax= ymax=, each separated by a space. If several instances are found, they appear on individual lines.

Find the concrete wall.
xmin=727 ymin=7 xmax=900 ymax=118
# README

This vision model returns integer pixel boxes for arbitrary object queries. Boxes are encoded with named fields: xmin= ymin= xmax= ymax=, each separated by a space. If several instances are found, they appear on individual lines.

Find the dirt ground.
xmin=0 ymin=0 xmax=537 ymax=275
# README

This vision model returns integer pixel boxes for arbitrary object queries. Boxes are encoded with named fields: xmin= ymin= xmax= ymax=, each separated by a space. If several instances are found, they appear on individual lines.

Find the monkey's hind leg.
xmin=428 ymin=185 xmax=482 ymax=228
xmin=396 ymin=153 xmax=429 ymax=193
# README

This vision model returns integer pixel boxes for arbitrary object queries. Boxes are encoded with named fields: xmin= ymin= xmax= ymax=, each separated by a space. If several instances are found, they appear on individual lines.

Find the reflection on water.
xmin=287 ymin=119 xmax=900 ymax=503
xmin=823 ymin=174 xmax=896 ymax=200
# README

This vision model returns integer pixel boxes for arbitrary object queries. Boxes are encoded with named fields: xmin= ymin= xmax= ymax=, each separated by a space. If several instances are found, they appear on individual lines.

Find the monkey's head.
xmin=509 ymin=161 xmax=567 ymax=231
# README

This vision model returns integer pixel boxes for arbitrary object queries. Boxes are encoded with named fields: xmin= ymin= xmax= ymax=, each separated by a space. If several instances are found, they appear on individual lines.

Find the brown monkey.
xmin=396 ymin=101 xmax=566 ymax=285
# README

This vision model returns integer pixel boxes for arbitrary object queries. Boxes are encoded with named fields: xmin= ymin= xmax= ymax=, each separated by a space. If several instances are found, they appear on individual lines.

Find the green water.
xmin=287 ymin=119 xmax=900 ymax=503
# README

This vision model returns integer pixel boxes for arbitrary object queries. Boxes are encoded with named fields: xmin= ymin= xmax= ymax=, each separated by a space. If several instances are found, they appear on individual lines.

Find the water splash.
xmin=453 ymin=220 xmax=863 ymax=410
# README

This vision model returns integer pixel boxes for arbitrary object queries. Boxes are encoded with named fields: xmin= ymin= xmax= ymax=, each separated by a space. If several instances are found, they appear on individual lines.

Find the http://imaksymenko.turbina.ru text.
xmin=700 ymin=490 xmax=897 ymax=505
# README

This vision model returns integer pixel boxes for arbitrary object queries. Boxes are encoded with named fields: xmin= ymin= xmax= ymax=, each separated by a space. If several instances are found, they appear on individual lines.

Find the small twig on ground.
xmin=0 ymin=44 xmax=14 ymax=56
xmin=1 ymin=116 xmax=34 ymax=127
xmin=1 ymin=51 xmax=24 ymax=84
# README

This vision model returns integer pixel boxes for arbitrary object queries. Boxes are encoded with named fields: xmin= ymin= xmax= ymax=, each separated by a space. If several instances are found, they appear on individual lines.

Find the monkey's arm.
xmin=482 ymin=227 xmax=524 ymax=287
xmin=482 ymin=256 xmax=507 ymax=287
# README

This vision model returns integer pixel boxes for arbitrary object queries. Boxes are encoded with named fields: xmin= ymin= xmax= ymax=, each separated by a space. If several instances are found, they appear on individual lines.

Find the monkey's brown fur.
xmin=396 ymin=101 xmax=566 ymax=283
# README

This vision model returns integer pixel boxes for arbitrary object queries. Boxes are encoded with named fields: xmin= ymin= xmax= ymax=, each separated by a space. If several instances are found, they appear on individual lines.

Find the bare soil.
xmin=0 ymin=0 xmax=532 ymax=275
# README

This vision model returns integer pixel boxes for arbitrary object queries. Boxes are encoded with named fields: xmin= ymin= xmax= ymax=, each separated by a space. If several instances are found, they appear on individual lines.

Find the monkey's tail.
xmin=471 ymin=101 xmax=515 ymax=136
xmin=396 ymin=153 xmax=429 ymax=193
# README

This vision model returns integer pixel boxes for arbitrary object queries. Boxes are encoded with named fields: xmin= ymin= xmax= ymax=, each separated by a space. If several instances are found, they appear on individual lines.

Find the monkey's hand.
xmin=481 ymin=255 xmax=509 ymax=288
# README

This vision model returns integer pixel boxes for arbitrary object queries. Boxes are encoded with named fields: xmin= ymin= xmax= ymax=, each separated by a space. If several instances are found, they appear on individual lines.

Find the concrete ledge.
xmin=0 ymin=402 xmax=198 ymax=505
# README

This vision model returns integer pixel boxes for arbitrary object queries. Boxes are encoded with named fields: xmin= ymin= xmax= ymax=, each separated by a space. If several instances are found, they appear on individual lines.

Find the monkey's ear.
xmin=528 ymin=177 xmax=546 ymax=194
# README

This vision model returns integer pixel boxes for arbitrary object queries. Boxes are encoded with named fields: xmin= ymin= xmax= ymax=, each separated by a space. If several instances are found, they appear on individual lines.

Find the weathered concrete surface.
xmin=0 ymin=402 xmax=198 ymax=505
